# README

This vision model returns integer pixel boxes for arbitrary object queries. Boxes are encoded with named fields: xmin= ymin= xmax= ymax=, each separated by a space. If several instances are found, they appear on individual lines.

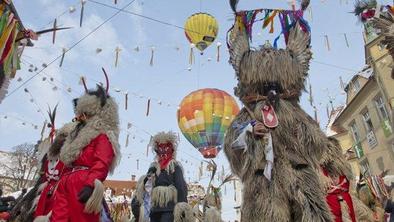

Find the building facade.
xmin=329 ymin=16 xmax=394 ymax=177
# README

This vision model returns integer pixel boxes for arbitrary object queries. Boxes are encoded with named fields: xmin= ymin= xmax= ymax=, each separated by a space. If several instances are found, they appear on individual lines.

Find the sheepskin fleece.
xmin=151 ymin=185 xmax=177 ymax=208
xmin=60 ymin=96 xmax=120 ymax=173
xmin=174 ymin=202 xmax=194 ymax=222
xmin=225 ymin=103 xmax=333 ymax=222
xmin=225 ymin=10 xmax=335 ymax=221
xmin=204 ymin=207 xmax=222 ymax=222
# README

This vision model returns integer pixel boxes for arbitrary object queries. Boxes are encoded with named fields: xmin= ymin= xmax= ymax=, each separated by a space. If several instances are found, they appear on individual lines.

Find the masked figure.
xmin=147 ymin=131 xmax=188 ymax=222
xmin=224 ymin=0 xmax=337 ymax=221
xmin=34 ymin=122 xmax=75 ymax=221
xmin=49 ymin=84 xmax=120 ymax=222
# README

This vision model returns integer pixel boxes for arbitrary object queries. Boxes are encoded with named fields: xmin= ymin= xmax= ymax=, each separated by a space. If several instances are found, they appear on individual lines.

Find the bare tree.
xmin=0 ymin=143 xmax=39 ymax=192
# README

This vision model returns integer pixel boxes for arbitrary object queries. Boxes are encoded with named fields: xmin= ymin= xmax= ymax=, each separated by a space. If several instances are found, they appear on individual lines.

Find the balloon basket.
xmin=199 ymin=146 xmax=218 ymax=158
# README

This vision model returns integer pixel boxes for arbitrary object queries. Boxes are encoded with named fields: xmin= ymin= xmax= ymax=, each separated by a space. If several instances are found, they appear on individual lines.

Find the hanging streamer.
xmin=314 ymin=106 xmax=318 ymax=123
xmin=326 ymin=104 xmax=330 ymax=119
xmin=189 ymin=43 xmax=195 ymax=65
xmin=52 ymin=19 xmax=57 ymax=44
xmin=80 ymin=0 xmax=86 ymax=27
xmin=216 ymin=42 xmax=221 ymax=62
xmin=115 ymin=46 xmax=121 ymax=67
xmin=150 ymin=47 xmax=155 ymax=66
xmin=136 ymin=159 xmax=139 ymax=170
xmin=59 ymin=48 xmax=66 ymax=67
xmin=233 ymin=180 xmax=237 ymax=202
xmin=308 ymin=6 xmax=313 ymax=21
xmin=40 ymin=120 xmax=48 ymax=140
xmin=343 ymin=33 xmax=350 ymax=48
xmin=324 ymin=35 xmax=330 ymax=51
xmin=146 ymin=98 xmax=151 ymax=116
xmin=125 ymin=134 xmax=129 ymax=147
xmin=339 ymin=76 xmax=345 ymax=90
xmin=114 ymin=0 xmax=117 ymax=4
xmin=263 ymin=10 xmax=279 ymax=33
xmin=125 ymin=92 xmax=128 ymax=110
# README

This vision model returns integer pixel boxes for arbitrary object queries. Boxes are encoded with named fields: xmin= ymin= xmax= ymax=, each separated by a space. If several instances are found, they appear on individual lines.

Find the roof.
xmin=326 ymin=106 xmax=345 ymax=137
xmin=333 ymin=75 xmax=375 ymax=127
xmin=103 ymin=179 xmax=137 ymax=196
xmin=344 ymin=66 xmax=373 ymax=92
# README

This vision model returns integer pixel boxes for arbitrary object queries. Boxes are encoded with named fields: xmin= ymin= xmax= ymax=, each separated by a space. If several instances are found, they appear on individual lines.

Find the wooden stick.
xmin=52 ymin=19 xmax=57 ymax=44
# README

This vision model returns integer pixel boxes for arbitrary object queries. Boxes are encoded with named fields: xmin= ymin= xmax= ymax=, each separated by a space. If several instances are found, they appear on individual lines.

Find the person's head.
xmin=151 ymin=131 xmax=178 ymax=160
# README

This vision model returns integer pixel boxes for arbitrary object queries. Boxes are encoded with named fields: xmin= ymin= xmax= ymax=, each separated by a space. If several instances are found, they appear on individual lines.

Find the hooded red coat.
xmin=50 ymin=134 xmax=114 ymax=222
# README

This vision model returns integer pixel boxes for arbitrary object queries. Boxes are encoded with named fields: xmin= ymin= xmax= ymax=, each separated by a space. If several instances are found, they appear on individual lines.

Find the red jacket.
xmin=51 ymin=134 xmax=114 ymax=222
xmin=322 ymin=168 xmax=356 ymax=222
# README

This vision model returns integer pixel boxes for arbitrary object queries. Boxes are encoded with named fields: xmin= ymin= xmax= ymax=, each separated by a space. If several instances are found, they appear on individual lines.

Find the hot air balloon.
xmin=184 ymin=13 xmax=219 ymax=54
xmin=177 ymin=88 xmax=240 ymax=158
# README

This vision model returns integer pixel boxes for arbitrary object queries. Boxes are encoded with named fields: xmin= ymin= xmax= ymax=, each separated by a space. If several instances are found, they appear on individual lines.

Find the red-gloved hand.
xmin=78 ymin=185 xmax=93 ymax=203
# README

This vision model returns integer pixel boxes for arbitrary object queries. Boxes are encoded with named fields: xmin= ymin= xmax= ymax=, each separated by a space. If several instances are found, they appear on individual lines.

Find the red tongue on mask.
xmin=157 ymin=142 xmax=174 ymax=169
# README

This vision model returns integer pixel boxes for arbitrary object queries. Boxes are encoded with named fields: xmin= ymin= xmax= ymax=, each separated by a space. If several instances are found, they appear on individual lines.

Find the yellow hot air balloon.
xmin=184 ymin=13 xmax=219 ymax=53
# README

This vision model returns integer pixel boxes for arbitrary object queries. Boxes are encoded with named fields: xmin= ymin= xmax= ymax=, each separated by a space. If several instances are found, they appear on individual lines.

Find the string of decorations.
xmin=0 ymin=113 xmax=39 ymax=129
xmin=3 ymin=0 xmax=138 ymax=100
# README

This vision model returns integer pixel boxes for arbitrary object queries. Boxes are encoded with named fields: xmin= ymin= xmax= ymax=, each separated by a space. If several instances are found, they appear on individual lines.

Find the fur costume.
xmin=33 ymin=122 xmax=76 ymax=221
xmin=8 ymin=122 xmax=75 ymax=222
xmin=224 ymin=1 xmax=335 ymax=221
xmin=320 ymin=138 xmax=358 ymax=222
xmin=148 ymin=131 xmax=188 ymax=222
xmin=50 ymin=85 xmax=120 ymax=222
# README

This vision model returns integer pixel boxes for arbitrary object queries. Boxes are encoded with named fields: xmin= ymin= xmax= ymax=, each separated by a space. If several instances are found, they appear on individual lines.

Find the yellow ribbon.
xmin=263 ymin=10 xmax=278 ymax=33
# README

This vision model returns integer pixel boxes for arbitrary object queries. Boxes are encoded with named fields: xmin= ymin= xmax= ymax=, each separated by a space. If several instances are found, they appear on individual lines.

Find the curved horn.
xmin=228 ymin=17 xmax=250 ymax=76
xmin=101 ymin=67 xmax=109 ymax=94
xmin=286 ymin=22 xmax=312 ymax=76
xmin=301 ymin=0 xmax=310 ymax=11
xmin=81 ymin=76 xmax=88 ymax=93
xmin=229 ymin=0 xmax=239 ymax=13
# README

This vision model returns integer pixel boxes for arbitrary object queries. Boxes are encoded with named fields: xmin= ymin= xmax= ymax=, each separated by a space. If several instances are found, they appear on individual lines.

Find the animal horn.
xmin=101 ymin=67 xmax=109 ymax=94
xmin=81 ymin=76 xmax=88 ymax=93
xmin=301 ymin=0 xmax=310 ymax=11
xmin=229 ymin=0 xmax=239 ymax=13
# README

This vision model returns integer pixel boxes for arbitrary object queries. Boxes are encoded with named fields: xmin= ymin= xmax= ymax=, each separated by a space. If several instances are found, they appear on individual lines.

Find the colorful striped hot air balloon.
xmin=184 ymin=13 xmax=219 ymax=53
xmin=177 ymin=88 xmax=240 ymax=158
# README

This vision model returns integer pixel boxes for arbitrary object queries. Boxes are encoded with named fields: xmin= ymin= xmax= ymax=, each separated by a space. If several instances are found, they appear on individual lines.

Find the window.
xmin=352 ymin=79 xmax=361 ymax=93
xmin=362 ymin=111 xmax=374 ymax=133
xmin=375 ymin=96 xmax=389 ymax=121
xmin=350 ymin=121 xmax=361 ymax=143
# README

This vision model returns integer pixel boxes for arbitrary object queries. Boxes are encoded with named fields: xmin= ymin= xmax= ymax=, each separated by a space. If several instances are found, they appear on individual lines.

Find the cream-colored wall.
xmin=336 ymin=80 xmax=394 ymax=175
xmin=333 ymin=132 xmax=361 ymax=177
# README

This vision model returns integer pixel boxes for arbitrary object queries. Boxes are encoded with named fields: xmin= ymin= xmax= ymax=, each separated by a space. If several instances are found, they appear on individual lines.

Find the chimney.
xmin=131 ymin=174 xmax=136 ymax=181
